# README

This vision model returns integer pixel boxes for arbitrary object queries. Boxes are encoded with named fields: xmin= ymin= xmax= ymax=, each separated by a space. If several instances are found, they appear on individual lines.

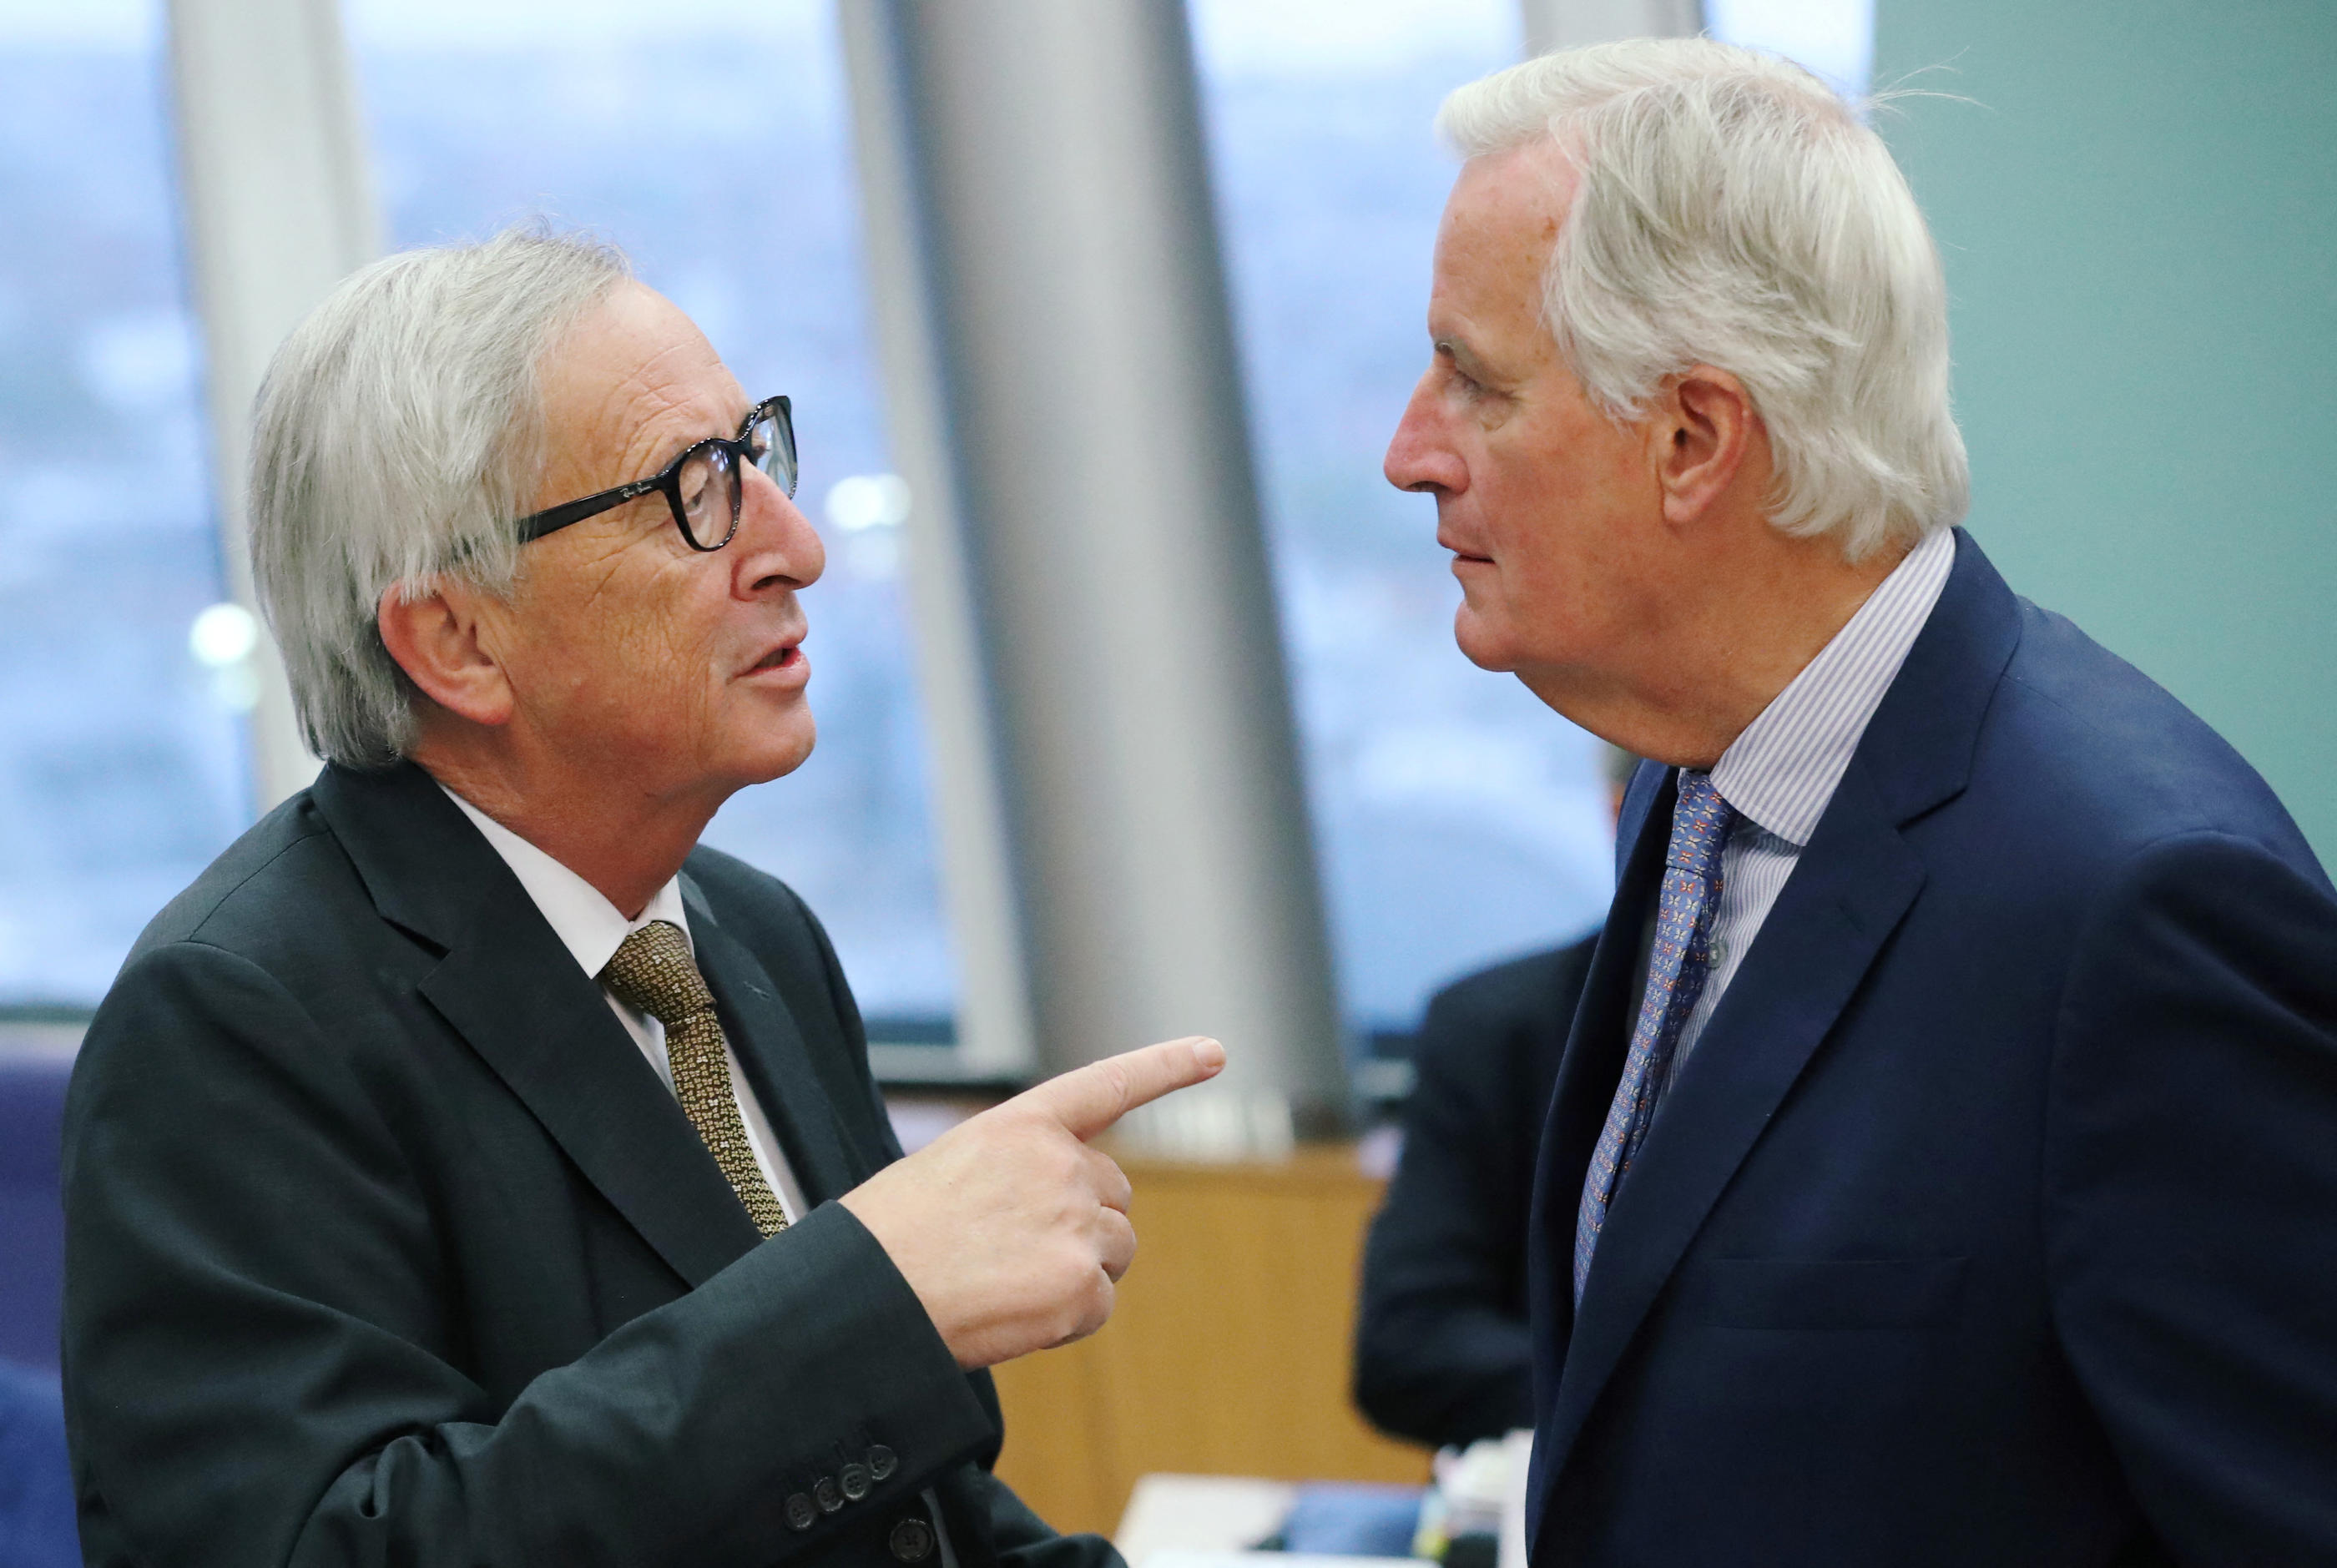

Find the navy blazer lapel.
xmin=1521 ymin=764 xmax=1669 ymax=1541
xmin=1527 ymin=765 xmax=1671 ymax=1359
xmin=1528 ymin=532 xmax=2025 ymax=1520
xmin=1537 ymin=761 xmax=1926 ymax=1488
xmin=680 ymin=879 xmax=861 ymax=1206
xmin=313 ymin=764 xmax=765 ymax=1288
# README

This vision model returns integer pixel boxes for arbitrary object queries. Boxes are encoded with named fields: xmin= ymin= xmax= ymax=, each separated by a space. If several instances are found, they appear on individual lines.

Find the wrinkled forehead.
xmin=538 ymin=281 xmax=747 ymax=485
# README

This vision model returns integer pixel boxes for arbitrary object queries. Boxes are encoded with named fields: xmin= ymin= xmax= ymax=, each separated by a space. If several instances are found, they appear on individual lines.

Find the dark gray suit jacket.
xmin=61 ymin=760 xmax=1113 ymax=1568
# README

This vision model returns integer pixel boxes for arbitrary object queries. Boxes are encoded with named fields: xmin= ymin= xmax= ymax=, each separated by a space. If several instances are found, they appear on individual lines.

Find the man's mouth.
xmin=750 ymin=644 xmax=801 ymax=673
xmin=1437 ymin=531 xmax=1492 ymax=564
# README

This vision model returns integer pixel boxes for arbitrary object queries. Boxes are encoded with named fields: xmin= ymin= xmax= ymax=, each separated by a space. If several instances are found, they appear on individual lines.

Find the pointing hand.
xmin=840 ymin=1036 xmax=1227 ymax=1369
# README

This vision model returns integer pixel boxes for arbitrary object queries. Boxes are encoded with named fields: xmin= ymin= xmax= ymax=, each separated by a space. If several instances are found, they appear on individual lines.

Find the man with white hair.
xmin=1386 ymin=38 xmax=2337 ymax=1563
xmin=61 ymin=229 xmax=1224 ymax=1566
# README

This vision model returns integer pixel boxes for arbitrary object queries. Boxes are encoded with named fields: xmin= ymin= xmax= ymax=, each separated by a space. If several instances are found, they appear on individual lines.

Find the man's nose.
xmin=1384 ymin=376 xmax=1462 ymax=497
xmin=734 ymin=466 xmax=825 ymax=592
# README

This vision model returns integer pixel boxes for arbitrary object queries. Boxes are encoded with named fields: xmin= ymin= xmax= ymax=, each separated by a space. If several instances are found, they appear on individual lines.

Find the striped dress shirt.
xmin=1665 ymin=525 xmax=1956 ymax=1066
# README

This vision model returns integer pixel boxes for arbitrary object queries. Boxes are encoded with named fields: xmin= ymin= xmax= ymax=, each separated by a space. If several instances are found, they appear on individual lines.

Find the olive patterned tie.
xmin=600 ymin=920 xmax=789 ymax=1238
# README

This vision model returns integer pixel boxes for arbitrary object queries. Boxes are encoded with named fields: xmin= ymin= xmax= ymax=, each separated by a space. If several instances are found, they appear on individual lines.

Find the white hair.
xmin=1438 ymin=38 xmax=1968 ymax=561
xmin=249 ymin=228 xmax=632 ymax=769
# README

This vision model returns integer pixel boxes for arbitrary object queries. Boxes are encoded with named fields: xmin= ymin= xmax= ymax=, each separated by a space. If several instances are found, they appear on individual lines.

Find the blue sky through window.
xmin=0 ymin=0 xmax=248 ymax=1006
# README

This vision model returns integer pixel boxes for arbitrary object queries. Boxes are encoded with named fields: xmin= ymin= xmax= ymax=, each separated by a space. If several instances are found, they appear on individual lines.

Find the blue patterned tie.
xmin=1574 ymin=769 xmax=1734 ymax=1302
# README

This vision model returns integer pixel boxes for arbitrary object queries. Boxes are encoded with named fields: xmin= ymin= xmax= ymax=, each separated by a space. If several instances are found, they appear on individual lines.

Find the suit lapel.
xmin=1535 ymin=761 xmax=1926 ymax=1486
xmin=1527 ymin=532 xmax=2027 ymax=1531
xmin=313 ymin=764 xmax=764 ymax=1288
xmin=1527 ymin=765 xmax=1671 ymax=1364
xmin=1522 ymin=764 xmax=1668 ymax=1542
xmin=681 ymin=879 xmax=862 ymax=1206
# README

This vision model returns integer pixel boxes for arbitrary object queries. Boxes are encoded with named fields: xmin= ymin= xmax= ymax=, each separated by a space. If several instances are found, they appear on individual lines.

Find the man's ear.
xmin=1652 ymin=366 xmax=1762 ymax=528
xmin=376 ymin=578 xmax=514 ymax=729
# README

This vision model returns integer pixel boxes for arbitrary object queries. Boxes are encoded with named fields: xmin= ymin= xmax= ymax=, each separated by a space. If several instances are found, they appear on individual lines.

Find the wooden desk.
xmin=988 ymin=1143 xmax=1431 ymax=1536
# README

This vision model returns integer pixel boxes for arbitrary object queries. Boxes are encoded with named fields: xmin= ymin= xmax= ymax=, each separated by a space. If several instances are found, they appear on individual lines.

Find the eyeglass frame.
xmin=512 ymin=394 xmax=797 ymax=552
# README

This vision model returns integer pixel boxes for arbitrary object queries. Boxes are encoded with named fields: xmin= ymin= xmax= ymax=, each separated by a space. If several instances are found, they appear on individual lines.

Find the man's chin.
xmin=1451 ymin=608 xmax=1522 ymax=674
xmin=724 ymin=719 xmax=818 ymax=792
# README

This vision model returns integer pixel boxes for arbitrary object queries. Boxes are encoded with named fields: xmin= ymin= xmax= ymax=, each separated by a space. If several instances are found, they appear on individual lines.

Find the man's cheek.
xmin=623 ymin=594 xmax=706 ymax=680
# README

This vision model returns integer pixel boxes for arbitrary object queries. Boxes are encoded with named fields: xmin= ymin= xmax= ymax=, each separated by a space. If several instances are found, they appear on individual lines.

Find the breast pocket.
xmin=1673 ymin=1254 xmax=1969 ymax=1331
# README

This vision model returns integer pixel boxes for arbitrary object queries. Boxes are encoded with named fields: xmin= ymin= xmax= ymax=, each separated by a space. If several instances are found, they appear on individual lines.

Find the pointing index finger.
xmin=1021 ymin=1036 xmax=1227 ymax=1142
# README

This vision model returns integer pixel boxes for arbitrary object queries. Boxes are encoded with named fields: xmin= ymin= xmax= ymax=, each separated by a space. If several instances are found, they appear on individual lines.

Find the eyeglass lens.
xmin=751 ymin=403 xmax=798 ymax=498
xmin=666 ymin=401 xmax=797 ymax=550
xmin=674 ymin=444 xmax=738 ymax=550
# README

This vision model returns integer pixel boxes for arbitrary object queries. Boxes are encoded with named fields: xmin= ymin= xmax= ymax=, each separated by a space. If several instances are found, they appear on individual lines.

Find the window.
xmin=1189 ymin=0 xmax=1618 ymax=1034
xmin=346 ymin=0 xmax=954 ymax=1027
xmin=0 ymin=0 xmax=247 ymax=1008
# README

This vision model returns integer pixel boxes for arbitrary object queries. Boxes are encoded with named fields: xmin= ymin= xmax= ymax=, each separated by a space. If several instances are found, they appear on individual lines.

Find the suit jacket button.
xmin=841 ymin=1462 xmax=872 ymax=1501
xmin=815 ymin=1476 xmax=843 ymax=1514
xmin=889 ymin=1516 xmax=936 ymax=1562
xmin=785 ymin=1494 xmax=816 ymax=1531
xmin=868 ymin=1444 xmax=898 ymax=1481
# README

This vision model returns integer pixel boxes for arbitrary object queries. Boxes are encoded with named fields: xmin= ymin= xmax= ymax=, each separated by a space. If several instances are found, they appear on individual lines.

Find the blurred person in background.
xmin=1353 ymin=746 xmax=1635 ymax=1450
xmin=1385 ymin=38 xmax=2337 ymax=1565
xmin=60 ymin=229 xmax=1223 ymax=1568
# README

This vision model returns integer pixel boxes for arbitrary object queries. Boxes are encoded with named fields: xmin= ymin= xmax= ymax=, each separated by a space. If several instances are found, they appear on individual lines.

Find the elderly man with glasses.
xmin=59 ymin=230 xmax=1221 ymax=1568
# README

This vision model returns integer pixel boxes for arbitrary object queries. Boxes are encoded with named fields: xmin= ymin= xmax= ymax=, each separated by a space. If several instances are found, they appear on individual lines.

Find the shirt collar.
xmin=439 ymin=784 xmax=692 ymax=981
xmin=1709 ymin=526 xmax=1956 ymax=848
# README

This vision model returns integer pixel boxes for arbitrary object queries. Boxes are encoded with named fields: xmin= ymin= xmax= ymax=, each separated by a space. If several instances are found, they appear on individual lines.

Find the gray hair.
xmin=1438 ymin=38 xmax=1968 ymax=561
xmin=249 ymin=228 xmax=632 ymax=769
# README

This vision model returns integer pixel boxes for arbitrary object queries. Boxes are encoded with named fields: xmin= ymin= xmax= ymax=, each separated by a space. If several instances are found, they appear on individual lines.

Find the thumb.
xmin=1016 ymin=1036 xmax=1227 ymax=1142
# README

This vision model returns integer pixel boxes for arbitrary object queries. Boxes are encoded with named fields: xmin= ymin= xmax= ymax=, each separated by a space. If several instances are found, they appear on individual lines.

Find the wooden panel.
xmin=989 ymin=1144 xmax=1431 ymax=1537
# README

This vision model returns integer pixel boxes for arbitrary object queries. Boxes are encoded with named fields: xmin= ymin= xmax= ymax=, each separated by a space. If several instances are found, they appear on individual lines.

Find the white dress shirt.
xmin=441 ymin=787 xmax=807 ymax=1223
xmin=1663 ymin=525 xmax=1957 ymax=1066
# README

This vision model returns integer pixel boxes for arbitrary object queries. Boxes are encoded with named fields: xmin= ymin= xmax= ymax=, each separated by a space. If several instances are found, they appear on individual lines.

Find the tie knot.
xmin=599 ymin=920 xmax=714 ymax=1028
xmin=1667 ymin=769 xmax=1734 ymax=877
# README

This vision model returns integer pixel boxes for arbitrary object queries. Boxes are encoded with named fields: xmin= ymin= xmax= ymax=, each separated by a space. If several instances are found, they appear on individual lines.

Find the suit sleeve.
xmin=1354 ymin=977 xmax=1542 ymax=1449
xmin=62 ymin=938 xmax=998 ymax=1568
xmin=2046 ymin=830 xmax=2337 ymax=1560
xmin=779 ymin=881 xmax=1121 ymax=1568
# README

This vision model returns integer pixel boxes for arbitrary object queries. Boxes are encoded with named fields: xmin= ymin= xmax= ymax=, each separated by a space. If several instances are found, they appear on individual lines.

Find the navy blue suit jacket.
xmin=1524 ymin=532 xmax=2337 ymax=1565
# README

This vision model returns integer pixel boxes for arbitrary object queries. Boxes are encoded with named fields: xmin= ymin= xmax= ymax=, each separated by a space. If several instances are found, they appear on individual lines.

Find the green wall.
xmin=1875 ymin=0 xmax=2337 ymax=865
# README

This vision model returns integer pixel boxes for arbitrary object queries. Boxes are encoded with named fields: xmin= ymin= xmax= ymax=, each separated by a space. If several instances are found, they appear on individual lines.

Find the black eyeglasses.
xmin=514 ymin=394 xmax=797 ymax=552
